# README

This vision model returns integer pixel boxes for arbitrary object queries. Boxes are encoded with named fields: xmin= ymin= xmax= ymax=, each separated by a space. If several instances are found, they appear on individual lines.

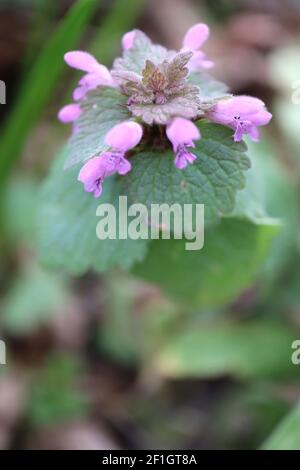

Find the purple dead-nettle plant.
xmin=59 ymin=23 xmax=272 ymax=198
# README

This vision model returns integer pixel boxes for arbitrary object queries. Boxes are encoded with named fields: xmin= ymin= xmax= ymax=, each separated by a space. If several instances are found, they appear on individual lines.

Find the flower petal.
xmin=78 ymin=156 xmax=103 ymax=188
xmin=182 ymin=23 xmax=210 ymax=51
xmin=209 ymin=96 xmax=272 ymax=137
xmin=188 ymin=51 xmax=214 ymax=71
xmin=122 ymin=30 xmax=136 ymax=50
xmin=100 ymin=152 xmax=118 ymax=175
xmin=234 ymin=126 xmax=244 ymax=142
xmin=79 ymin=69 xmax=111 ymax=86
xmin=216 ymin=96 xmax=265 ymax=117
xmin=105 ymin=121 xmax=143 ymax=151
xmin=166 ymin=117 xmax=200 ymax=150
xmin=117 ymin=157 xmax=132 ymax=175
xmin=64 ymin=51 xmax=100 ymax=73
xmin=185 ymin=151 xmax=197 ymax=164
xmin=248 ymin=126 xmax=260 ymax=142
xmin=174 ymin=154 xmax=188 ymax=169
xmin=73 ymin=85 xmax=87 ymax=101
xmin=73 ymin=70 xmax=115 ymax=101
xmin=250 ymin=110 xmax=272 ymax=126
xmin=58 ymin=104 xmax=81 ymax=123
xmin=72 ymin=125 xmax=80 ymax=135
xmin=93 ymin=184 xmax=103 ymax=198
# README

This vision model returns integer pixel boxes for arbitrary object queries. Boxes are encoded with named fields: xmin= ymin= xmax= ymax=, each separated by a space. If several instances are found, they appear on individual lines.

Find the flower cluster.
xmin=59 ymin=23 xmax=272 ymax=198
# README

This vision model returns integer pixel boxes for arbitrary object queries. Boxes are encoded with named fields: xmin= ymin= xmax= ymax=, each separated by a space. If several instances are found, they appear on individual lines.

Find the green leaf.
xmin=0 ymin=0 xmax=98 ymax=185
xmin=262 ymin=404 xmax=300 ymax=450
xmin=230 ymin=141 xmax=268 ymax=223
xmin=65 ymin=86 xmax=130 ymax=169
xmin=122 ymin=122 xmax=250 ymax=227
xmin=2 ymin=176 xmax=39 ymax=244
xmin=1 ymin=265 xmax=68 ymax=335
xmin=132 ymin=218 xmax=279 ymax=309
xmin=245 ymin=137 xmax=299 ymax=291
xmin=153 ymin=319 xmax=298 ymax=380
xmin=278 ymin=262 xmax=300 ymax=308
xmin=99 ymin=277 xmax=142 ymax=365
xmin=28 ymin=353 xmax=88 ymax=427
xmin=38 ymin=149 xmax=149 ymax=274
xmin=99 ymin=273 xmax=183 ymax=365
xmin=275 ymin=99 xmax=300 ymax=160
xmin=188 ymin=70 xmax=229 ymax=100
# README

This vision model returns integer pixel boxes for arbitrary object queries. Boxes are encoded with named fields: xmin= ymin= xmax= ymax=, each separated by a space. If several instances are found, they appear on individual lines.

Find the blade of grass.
xmin=261 ymin=403 xmax=300 ymax=450
xmin=22 ymin=0 xmax=58 ymax=69
xmin=0 ymin=0 xmax=98 ymax=185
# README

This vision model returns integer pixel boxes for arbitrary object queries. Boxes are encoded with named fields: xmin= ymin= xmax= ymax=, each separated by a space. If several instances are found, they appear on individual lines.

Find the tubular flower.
xmin=58 ymin=104 xmax=81 ymax=123
xmin=181 ymin=23 xmax=214 ymax=71
xmin=78 ymin=121 xmax=143 ymax=197
xmin=166 ymin=117 xmax=201 ymax=169
xmin=122 ymin=30 xmax=137 ymax=51
xmin=207 ymin=96 xmax=272 ymax=142
xmin=64 ymin=51 xmax=115 ymax=101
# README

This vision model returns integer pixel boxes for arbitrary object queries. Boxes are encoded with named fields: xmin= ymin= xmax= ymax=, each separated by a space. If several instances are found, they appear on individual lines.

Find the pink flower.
xmin=58 ymin=103 xmax=81 ymax=123
xmin=181 ymin=23 xmax=214 ymax=71
xmin=105 ymin=120 xmax=143 ymax=151
xmin=183 ymin=23 xmax=210 ymax=50
xmin=122 ymin=30 xmax=136 ymax=51
xmin=64 ymin=51 xmax=115 ymax=101
xmin=166 ymin=117 xmax=200 ymax=169
xmin=78 ymin=156 xmax=106 ymax=198
xmin=78 ymin=121 xmax=143 ymax=197
xmin=207 ymin=96 xmax=272 ymax=142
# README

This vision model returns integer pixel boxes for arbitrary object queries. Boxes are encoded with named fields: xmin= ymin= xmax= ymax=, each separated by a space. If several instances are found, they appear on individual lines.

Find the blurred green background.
xmin=0 ymin=0 xmax=300 ymax=450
